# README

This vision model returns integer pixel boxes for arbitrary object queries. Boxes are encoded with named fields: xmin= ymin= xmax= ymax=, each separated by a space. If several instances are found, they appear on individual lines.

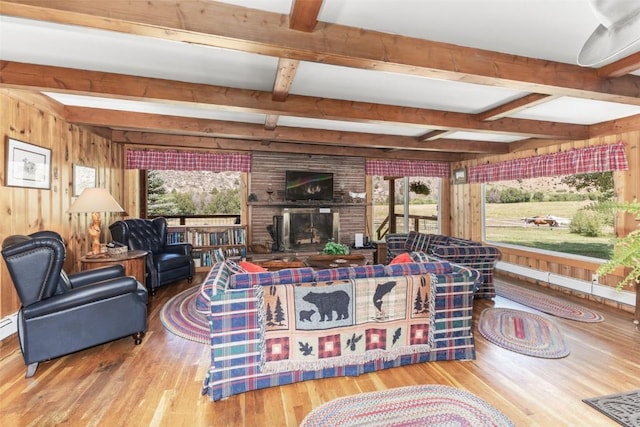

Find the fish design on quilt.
xmin=373 ymin=280 xmax=397 ymax=320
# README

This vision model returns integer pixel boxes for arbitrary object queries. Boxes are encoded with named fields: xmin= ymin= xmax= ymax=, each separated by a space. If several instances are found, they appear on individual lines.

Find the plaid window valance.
xmin=126 ymin=150 xmax=251 ymax=172
xmin=365 ymin=159 xmax=449 ymax=178
xmin=468 ymin=142 xmax=628 ymax=183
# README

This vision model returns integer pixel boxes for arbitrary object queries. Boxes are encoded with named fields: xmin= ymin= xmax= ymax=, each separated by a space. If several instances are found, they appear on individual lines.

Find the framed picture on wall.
xmin=453 ymin=167 xmax=467 ymax=184
xmin=5 ymin=137 xmax=51 ymax=189
xmin=73 ymin=164 xmax=97 ymax=196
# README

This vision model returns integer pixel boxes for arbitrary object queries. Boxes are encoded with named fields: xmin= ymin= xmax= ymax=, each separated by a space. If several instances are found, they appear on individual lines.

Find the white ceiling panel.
xmin=318 ymin=0 xmax=603 ymax=65
xmin=445 ymin=131 xmax=525 ymax=143
xmin=0 ymin=16 xmax=279 ymax=91
xmin=214 ymin=0 xmax=292 ymax=14
xmin=44 ymin=93 xmax=267 ymax=123
xmin=291 ymin=61 xmax=526 ymax=113
xmin=510 ymin=97 xmax=640 ymax=125
xmin=277 ymin=116 xmax=426 ymax=136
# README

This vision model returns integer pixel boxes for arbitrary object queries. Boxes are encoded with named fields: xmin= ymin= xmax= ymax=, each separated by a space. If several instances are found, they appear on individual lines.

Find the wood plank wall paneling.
xmin=453 ymin=133 xmax=640 ymax=305
xmin=249 ymin=152 xmax=367 ymax=247
xmin=0 ymin=90 xmax=125 ymax=318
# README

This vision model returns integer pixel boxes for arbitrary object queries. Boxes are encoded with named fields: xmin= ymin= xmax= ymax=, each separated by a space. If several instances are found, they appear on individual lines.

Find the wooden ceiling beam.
xmin=65 ymin=106 xmax=511 ymax=154
xmin=289 ymin=0 xmax=323 ymax=32
xmin=112 ymin=131 xmax=461 ymax=161
xmin=597 ymin=51 xmax=640 ymax=78
xmin=588 ymin=112 xmax=640 ymax=137
xmin=476 ymin=94 xmax=557 ymax=121
xmin=3 ymin=0 xmax=640 ymax=104
xmin=264 ymin=114 xmax=279 ymax=130
xmin=1 ymin=61 xmax=588 ymax=140
xmin=272 ymin=58 xmax=299 ymax=102
xmin=417 ymin=130 xmax=454 ymax=142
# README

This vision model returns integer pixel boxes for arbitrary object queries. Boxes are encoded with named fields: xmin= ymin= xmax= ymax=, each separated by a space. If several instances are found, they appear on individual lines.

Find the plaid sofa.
xmin=198 ymin=259 xmax=479 ymax=401
xmin=386 ymin=231 xmax=501 ymax=299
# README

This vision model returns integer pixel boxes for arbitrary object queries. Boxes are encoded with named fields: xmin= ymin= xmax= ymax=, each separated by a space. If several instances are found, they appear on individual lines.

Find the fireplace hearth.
xmin=282 ymin=208 xmax=339 ymax=251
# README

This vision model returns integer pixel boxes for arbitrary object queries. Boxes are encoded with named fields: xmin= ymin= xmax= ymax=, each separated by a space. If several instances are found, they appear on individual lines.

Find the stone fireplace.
xmin=282 ymin=207 xmax=339 ymax=251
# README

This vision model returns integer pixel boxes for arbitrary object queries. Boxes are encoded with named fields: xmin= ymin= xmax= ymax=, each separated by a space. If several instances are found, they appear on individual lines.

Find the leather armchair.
xmin=1 ymin=231 xmax=148 ymax=378
xmin=109 ymin=217 xmax=194 ymax=295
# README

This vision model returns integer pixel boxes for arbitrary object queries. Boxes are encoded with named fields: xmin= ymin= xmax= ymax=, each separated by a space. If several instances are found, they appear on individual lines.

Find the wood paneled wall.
xmin=0 ymin=90 xmax=126 ymax=318
xmin=451 ymin=134 xmax=640 ymax=308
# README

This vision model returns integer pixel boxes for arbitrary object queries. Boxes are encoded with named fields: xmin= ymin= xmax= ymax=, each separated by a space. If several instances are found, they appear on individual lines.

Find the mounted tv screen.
xmin=285 ymin=171 xmax=334 ymax=201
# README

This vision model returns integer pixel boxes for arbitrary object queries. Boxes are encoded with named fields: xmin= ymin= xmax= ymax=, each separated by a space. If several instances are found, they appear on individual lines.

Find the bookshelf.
xmin=167 ymin=225 xmax=247 ymax=272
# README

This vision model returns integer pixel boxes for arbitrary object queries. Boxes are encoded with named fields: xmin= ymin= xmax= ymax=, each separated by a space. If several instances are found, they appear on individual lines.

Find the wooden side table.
xmin=81 ymin=250 xmax=147 ymax=285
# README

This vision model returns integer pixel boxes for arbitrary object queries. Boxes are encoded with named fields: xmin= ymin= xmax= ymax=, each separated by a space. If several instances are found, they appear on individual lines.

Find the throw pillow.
xmin=390 ymin=252 xmax=412 ymax=264
xmin=239 ymin=260 xmax=268 ymax=272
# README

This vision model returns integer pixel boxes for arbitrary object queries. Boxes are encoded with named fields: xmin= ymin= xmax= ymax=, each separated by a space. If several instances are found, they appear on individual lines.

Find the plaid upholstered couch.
xmin=197 ymin=258 xmax=480 ymax=401
xmin=385 ymin=231 xmax=501 ymax=299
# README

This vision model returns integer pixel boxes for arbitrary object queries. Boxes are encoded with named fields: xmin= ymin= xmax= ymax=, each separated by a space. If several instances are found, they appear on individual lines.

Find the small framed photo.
xmin=453 ymin=167 xmax=467 ymax=184
xmin=5 ymin=137 xmax=51 ymax=189
xmin=73 ymin=164 xmax=97 ymax=196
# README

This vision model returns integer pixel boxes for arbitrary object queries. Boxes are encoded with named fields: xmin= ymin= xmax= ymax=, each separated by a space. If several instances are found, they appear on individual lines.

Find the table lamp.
xmin=68 ymin=188 xmax=125 ymax=255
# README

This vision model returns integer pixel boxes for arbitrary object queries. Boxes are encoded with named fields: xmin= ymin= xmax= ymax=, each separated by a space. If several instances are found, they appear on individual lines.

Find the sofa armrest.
xmin=430 ymin=245 xmax=501 ymax=263
xmin=385 ymin=233 xmax=409 ymax=263
xmin=209 ymin=286 xmax=264 ymax=370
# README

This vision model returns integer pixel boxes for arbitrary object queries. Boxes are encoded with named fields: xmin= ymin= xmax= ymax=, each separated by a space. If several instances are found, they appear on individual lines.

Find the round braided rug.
xmin=159 ymin=286 xmax=209 ymax=344
xmin=300 ymin=384 xmax=514 ymax=427
xmin=495 ymin=280 xmax=604 ymax=322
xmin=478 ymin=307 xmax=570 ymax=358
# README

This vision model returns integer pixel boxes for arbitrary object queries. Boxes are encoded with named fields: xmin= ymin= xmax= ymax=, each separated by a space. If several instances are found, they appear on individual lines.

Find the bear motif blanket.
xmin=262 ymin=274 xmax=434 ymax=373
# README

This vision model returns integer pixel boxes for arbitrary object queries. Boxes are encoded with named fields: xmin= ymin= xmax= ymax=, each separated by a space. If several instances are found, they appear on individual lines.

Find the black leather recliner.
xmin=1 ymin=231 xmax=148 ymax=378
xmin=109 ymin=217 xmax=194 ymax=295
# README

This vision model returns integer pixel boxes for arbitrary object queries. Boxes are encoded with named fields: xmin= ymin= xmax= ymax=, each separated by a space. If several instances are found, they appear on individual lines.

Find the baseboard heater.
xmin=0 ymin=312 xmax=18 ymax=341
xmin=495 ymin=261 xmax=636 ymax=307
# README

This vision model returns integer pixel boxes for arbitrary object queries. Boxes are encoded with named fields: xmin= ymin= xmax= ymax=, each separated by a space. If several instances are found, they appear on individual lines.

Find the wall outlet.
xmin=591 ymin=274 xmax=599 ymax=285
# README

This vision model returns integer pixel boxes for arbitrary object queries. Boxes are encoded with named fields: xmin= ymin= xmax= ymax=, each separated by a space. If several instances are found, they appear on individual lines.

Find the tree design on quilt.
xmin=265 ymin=285 xmax=288 ymax=329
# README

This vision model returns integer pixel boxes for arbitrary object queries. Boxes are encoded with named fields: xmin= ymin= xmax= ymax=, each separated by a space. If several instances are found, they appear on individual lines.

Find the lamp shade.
xmin=68 ymin=188 xmax=125 ymax=213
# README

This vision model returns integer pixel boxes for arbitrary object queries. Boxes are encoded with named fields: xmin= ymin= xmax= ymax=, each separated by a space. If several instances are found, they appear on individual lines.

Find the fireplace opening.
xmin=282 ymin=208 xmax=339 ymax=251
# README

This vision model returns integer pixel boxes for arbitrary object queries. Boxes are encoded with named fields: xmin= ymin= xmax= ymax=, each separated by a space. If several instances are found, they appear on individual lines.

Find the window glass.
xmin=146 ymin=170 xmax=241 ymax=225
xmin=372 ymin=176 xmax=440 ymax=239
xmin=483 ymin=173 xmax=614 ymax=259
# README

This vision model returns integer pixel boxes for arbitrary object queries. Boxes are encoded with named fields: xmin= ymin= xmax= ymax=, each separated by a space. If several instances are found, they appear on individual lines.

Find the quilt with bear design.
xmin=261 ymin=274 xmax=433 ymax=373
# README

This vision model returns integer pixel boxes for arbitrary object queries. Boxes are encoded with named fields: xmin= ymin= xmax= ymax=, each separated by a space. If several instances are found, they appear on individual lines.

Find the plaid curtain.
xmin=126 ymin=149 xmax=251 ymax=172
xmin=468 ymin=142 xmax=628 ymax=183
xmin=365 ymin=159 xmax=449 ymax=178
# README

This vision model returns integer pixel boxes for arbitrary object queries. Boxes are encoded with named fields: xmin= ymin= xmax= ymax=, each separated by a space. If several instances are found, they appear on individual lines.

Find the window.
xmin=372 ymin=176 xmax=440 ymax=239
xmin=145 ymin=170 xmax=242 ymax=225
xmin=483 ymin=173 xmax=614 ymax=259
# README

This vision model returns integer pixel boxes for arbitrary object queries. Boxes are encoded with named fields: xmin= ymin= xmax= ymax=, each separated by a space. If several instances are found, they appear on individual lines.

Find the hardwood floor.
xmin=1 ymin=274 xmax=638 ymax=426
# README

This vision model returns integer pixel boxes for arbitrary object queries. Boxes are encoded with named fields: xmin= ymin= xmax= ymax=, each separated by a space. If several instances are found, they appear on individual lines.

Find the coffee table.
xmin=304 ymin=254 xmax=367 ymax=269
xmin=254 ymin=258 xmax=306 ymax=271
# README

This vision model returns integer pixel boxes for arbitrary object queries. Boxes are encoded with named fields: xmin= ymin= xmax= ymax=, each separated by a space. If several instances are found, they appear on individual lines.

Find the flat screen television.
xmin=285 ymin=170 xmax=334 ymax=201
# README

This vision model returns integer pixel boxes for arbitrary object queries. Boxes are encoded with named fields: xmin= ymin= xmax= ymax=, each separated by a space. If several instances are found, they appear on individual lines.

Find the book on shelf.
xmin=167 ymin=226 xmax=246 ymax=247
xmin=190 ymin=247 xmax=244 ymax=267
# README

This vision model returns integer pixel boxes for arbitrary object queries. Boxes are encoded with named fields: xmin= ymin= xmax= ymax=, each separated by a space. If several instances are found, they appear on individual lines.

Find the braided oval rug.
xmin=159 ymin=286 xmax=209 ymax=344
xmin=478 ymin=307 xmax=570 ymax=358
xmin=495 ymin=279 xmax=604 ymax=322
xmin=300 ymin=384 xmax=514 ymax=427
